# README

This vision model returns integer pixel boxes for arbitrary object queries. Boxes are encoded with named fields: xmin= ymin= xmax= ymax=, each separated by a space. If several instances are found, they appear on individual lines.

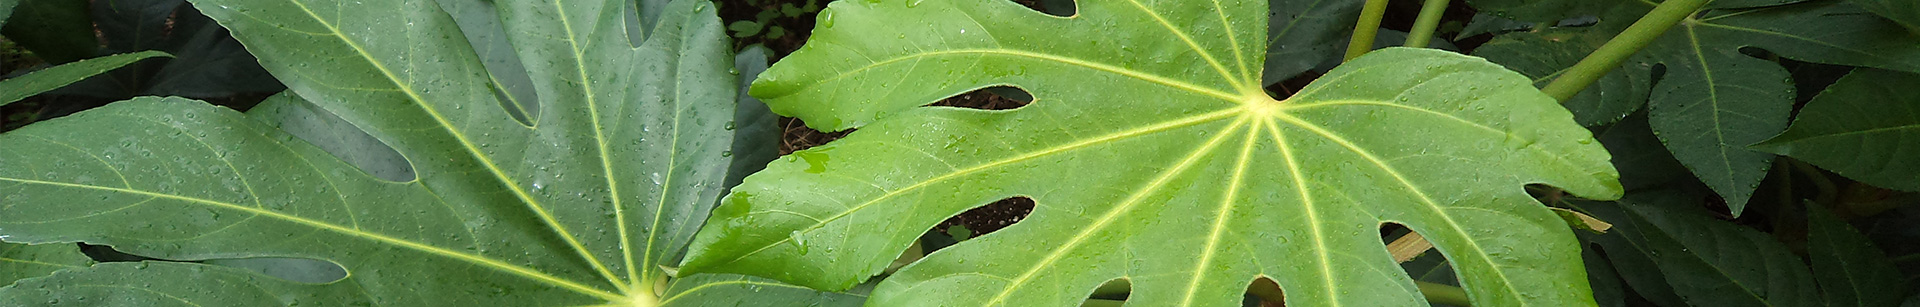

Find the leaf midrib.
xmin=714 ymin=107 xmax=1247 ymax=266
xmin=0 ymin=176 xmax=625 ymax=301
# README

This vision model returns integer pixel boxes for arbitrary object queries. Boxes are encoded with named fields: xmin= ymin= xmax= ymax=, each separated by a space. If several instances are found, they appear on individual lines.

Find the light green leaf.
xmin=0 ymin=0 xmax=850 ymax=305
xmin=1754 ymin=69 xmax=1920 ymax=192
xmin=0 ymin=51 xmax=172 ymax=106
xmin=0 ymin=242 xmax=90 ymax=287
xmin=1807 ymin=205 xmax=1911 ymax=307
xmin=1578 ymin=191 xmax=1819 ymax=307
xmin=685 ymin=1 xmax=1622 ymax=306
xmin=1478 ymin=0 xmax=1920 ymax=215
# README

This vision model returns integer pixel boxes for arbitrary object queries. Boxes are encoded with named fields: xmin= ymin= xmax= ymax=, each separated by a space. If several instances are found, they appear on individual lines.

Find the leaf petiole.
xmin=1539 ymin=0 xmax=1710 ymax=102
xmin=1345 ymin=0 xmax=1392 ymax=61
xmin=1404 ymin=0 xmax=1452 ymax=48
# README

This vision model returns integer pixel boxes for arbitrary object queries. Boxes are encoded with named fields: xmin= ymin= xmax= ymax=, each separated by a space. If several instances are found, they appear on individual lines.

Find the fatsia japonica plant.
xmin=679 ymin=0 xmax=1626 ymax=306
xmin=0 ymin=0 xmax=861 ymax=305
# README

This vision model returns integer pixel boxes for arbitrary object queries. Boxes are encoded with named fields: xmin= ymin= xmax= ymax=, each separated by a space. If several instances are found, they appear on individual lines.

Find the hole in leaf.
xmin=78 ymin=244 xmax=348 ymax=284
xmin=1247 ymin=276 xmax=1285 ymax=306
xmin=1088 ymin=277 xmax=1131 ymax=301
xmin=779 ymin=117 xmax=852 ymax=155
xmin=929 ymin=86 xmax=1033 ymax=110
xmin=1008 ymin=0 xmax=1075 ymax=17
xmin=935 ymin=196 xmax=1035 ymax=240
xmin=203 ymin=257 xmax=350 ymax=284
xmin=1267 ymin=70 xmax=1323 ymax=100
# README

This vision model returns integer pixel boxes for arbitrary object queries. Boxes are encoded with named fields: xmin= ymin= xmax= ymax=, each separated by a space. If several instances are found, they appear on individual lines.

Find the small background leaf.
xmin=1754 ymin=68 xmax=1920 ymax=192
xmin=0 ymin=51 xmax=172 ymax=106
xmin=1808 ymin=205 xmax=1911 ymax=307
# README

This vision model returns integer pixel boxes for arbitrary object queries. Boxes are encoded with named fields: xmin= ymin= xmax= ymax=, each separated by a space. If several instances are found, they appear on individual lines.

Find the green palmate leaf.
xmin=1808 ymin=206 xmax=1911 ymax=307
xmin=1577 ymin=191 xmax=1819 ymax=307
xmin=1261 ymin=0 xmax=1361 ymax=85
xmin=0 ymin=0 xmax=852 ymax=305
xmin=684 ymin=1 xmax=1622 ymax=305
xmin=0 ymin=242 xmax=90 ymax=287
xmin=1476 ymin=0 xmax=1920 ymax=215
xmin=1754 ymin=69 xmax=1920 ymax=192
xmin=0 ymin=51 xmax=172 ymax=106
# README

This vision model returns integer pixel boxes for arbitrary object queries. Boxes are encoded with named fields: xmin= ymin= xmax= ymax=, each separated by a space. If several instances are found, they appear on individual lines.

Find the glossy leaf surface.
xmin=0 ymin=243 xmax=89 ymax=287
xmin=684 ymin=1 xmax=1622 ymax=306
xmin=0 ymin=0 xmax=853 ymax=305
xmin=1475 ymin=0 xmax=1920 ymax=215
xmin=1754 ymin=69 xmax=1920 ymax=192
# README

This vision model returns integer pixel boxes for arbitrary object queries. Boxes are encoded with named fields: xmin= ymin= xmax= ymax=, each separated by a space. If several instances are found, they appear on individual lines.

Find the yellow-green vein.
xmin=0 ymin=176 xmax=626 ymax=301
xmin=283 ymin=0 xmax=624 ymax=290
xmin=1270 ymin=113 xmax=1524 ymax=301
xmin=548 ymin=1 xmax=639 ymax=291
xmin=982 ymin=117 xmax=1250 ymax=306
xmin=1120 ymin=0 xmax=1245 ymax=86
xmin=1178 ymin=114 xmax=1262 ymax=306
xmin=1260 ymin=118 xmax=1343 ymax=307
xmin=714 ymin=107 xmax=1247 ymax=264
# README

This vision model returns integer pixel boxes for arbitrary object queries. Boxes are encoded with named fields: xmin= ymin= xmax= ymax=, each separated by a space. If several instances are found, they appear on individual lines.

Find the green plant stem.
xmin=1404 ymin=0 xmax=1452 ymax=48
xmin=1345 ymin=0 xmax=1392 ymax=61
xmin=1540 ymin=0 xmax=1709 ymax=102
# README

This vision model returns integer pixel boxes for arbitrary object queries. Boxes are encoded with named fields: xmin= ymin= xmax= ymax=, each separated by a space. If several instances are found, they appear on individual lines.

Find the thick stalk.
xmin=1540 ymin=0 xmax=1710 ymax=101
xmin=1345 ymin=0 xmax=1392 ymax=61
xmin=1404 ymin=0 xmax=1452 ymax=48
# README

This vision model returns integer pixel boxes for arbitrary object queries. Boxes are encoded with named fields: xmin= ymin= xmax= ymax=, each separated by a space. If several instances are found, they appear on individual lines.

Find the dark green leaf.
xmin=0 ymin=0 xmax=98 ymax=63
xmin=1581 ymin=191 xmax=1819 ymax=307
xmin=1479 ymin=0 xmax=1920 ymax=215
xmin=1753 ymin=69 xmax=1920 ymax=192
xmin=0 ymin=51 xmax=172 ymax=106
xmin=1807 ymin=206 xmax=1911 ymax=307
xmin=1262 ymin=0 xmax=1362 ymax=85
xmin=1473 ymin=9 xmax=1651 ymax=126
xmin=1592 ymin=112 xmax=1695 ymax=192
xmin=1850 ymin=0 xmax=1920 ymax=32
